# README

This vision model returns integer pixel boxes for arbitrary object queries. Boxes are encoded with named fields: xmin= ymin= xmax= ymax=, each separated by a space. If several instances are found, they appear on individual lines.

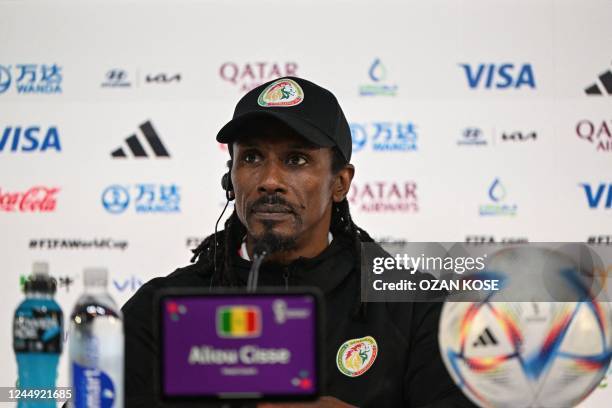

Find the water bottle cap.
xmin=83 ymin=267 xmax=108 ymax=287
xmin=32 ymin=261 xmax=49 ymax=275
xmin=24 ymin=262 xmax=56 ymax=294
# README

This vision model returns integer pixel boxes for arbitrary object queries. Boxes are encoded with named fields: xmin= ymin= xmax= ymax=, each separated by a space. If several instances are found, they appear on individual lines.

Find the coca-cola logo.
xmin=349 ymin=181 xmax=418 ymax=213
xmin=219 ymin=62 xmax=299 ymax=93
xmin=0 ymin=186 xmax=59 ymax=212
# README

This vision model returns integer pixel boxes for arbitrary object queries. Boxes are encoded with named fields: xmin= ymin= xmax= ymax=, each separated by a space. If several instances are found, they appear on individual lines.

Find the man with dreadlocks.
xmin=122 ymin=77 xmax=474 ymax=407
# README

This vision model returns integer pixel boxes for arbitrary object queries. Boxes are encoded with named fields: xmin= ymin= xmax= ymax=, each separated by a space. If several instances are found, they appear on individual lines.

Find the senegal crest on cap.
xmin=336 ymin=336 xmax=378 ymax=377
xmin=257 ymin=78 xmax=304 ymax=107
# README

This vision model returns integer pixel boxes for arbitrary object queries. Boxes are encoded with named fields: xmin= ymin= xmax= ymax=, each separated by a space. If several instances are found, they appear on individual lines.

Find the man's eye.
xmin=243 ymin=152 xmax=261 ymax=163
xmin=287 ymin=155 xmax=307 ymax=166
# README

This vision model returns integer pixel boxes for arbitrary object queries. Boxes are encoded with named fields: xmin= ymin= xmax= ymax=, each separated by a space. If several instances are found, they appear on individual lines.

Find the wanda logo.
xmin=0 ymin=187 xmax=59 ymax=212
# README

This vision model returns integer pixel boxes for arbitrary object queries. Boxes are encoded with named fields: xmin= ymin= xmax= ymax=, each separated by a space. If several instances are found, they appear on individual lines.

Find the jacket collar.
xmin=238 ymin=232 xmax=334 ymax=261
xmin=228 ymin=232 xmax=356 ymax=294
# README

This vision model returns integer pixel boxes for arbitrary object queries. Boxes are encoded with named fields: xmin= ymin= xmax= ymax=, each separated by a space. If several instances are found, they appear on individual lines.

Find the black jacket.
xmin=122 ymin=229 xmax=475 ymax=407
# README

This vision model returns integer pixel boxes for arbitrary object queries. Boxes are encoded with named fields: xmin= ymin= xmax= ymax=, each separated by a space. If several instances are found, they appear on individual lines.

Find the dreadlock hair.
xmin=190 ymin=147 xmax=374 ymax=319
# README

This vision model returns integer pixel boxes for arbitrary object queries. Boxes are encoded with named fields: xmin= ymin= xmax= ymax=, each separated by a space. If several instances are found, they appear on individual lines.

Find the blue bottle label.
xmin=72 ymin=362 xmax=116 ymax=408
xmin=13 ymin=309 xmax=62 ymax=353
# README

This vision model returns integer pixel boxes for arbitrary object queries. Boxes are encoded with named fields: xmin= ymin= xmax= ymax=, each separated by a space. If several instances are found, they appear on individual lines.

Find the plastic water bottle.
xmin=69 ymin=268 xmax=124 ymax=408
xmin=13 ymin=262 xmax=63 ymax=408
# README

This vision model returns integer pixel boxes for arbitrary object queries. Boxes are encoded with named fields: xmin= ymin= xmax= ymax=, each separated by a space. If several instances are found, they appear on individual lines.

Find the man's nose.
xmin=256 ymin=160 xmax=287 ymax=195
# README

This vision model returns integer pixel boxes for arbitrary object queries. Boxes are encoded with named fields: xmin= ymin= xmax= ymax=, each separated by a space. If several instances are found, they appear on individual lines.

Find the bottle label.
xmin=13 ymin=309 xmax=62 ymax=353
xmin=72 ymin=362 xmax=116 ymax=408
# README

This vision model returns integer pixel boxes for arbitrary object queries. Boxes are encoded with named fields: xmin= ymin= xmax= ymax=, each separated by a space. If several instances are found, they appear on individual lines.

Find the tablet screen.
xmin=159 ymin=291 xmax=320 ymax=401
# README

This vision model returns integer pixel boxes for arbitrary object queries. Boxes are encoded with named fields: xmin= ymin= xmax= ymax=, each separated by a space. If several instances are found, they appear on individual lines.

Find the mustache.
xmin=249 ymin=194 xmax=296 ymax=213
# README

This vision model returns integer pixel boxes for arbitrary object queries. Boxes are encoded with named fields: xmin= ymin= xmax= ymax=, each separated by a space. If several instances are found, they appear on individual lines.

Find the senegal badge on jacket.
xmin=336 ymin=336 xmax=378 ymax=377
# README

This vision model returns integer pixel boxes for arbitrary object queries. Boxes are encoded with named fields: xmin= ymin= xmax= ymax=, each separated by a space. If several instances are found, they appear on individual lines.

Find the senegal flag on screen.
xmin=216 ymin=306 xmax=261 ymax=338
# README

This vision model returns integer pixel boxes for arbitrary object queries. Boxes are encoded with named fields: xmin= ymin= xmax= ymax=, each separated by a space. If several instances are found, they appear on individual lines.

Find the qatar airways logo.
xmin=219 ymin=62 xmax=299 ymax=93
xmin=0 ymin=186 xmax=59 ymax=212
xmin=575 ymin=119 xmax=611 ymax=152
xmin=349 ymin=181 xmax=418 ymax=213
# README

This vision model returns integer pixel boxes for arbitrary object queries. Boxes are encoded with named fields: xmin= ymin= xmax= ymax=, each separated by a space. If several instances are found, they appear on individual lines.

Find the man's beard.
xmin=254 ymin=220 xmax=298 ymax=254
xmin=248 ymin=194 xmax=301 ymax=255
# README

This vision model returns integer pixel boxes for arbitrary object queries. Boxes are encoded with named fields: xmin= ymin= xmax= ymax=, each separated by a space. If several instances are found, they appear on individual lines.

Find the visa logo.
xmin=459 ymin=63 xmax=536 ymax=89
xmin=580 ymin=183 xmax=612 ymax=209
xmin=0 ymin=126 xmax=61 ymax=152
xmin=113 ymin=276 xmax=143 ymax=292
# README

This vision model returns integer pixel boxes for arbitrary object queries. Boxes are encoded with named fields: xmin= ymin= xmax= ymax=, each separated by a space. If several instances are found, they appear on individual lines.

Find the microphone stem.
xmin=247 ymin=251 xmax=267 ymax=292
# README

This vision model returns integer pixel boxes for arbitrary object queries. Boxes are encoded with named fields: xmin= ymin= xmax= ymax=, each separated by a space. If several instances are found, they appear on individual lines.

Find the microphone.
xmin=246 ymin=241 xmax=270 ymax=292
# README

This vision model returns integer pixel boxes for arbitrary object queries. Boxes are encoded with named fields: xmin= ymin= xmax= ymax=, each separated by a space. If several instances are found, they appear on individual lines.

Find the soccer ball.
xmin=438 ymin=247 xmax=612 ymax=408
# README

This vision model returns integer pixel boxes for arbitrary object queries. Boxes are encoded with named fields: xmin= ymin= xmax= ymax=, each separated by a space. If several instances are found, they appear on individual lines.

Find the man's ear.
xmin=332 ymin=164 xmax=355 ymax=203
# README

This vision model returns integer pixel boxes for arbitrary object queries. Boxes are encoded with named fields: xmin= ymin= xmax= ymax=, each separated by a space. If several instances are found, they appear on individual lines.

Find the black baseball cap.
xmin=216 ymin=77 xmax=352 ymax=162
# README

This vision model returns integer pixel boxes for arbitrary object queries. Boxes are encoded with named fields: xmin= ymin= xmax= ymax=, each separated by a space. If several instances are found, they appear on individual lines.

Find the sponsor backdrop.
xmin=1 ymin=0 xmax=611 ymax=406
